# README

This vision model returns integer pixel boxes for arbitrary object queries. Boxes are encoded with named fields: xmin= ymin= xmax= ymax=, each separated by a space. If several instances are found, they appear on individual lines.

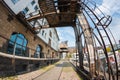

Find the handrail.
xmin=0 ymin=52 xmax=59 ymax=61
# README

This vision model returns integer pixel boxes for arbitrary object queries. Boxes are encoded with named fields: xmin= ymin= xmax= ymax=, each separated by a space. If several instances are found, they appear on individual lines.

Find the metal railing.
xmin=73 ymin=0 xmax=119 ymax=80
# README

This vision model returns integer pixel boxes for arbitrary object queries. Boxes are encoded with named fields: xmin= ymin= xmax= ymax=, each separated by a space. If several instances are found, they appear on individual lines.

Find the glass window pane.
xmin=23 ymin=39 xmax=27 ymax=46
xmin=22 ymin=47 xmax=26 ymax=51
xmin=18 ymin=34 xmax=24 ymax=39
xmin=11 ymin=0 xmax=19 ymax=4
xmin=42 ymin=30 xmax=44 ymax=36
xmin=7 ymin=41 xmax=14 ymax=54
xmin=22 ymin=47 xmax=26 ymax=56
xmin=15 ymin=44 xmax=22 ymax=55
xmin=37 ymin=46 xmax=40 ymax=51
xmin=22 ymin=7 xmax=29 ymax=14
xmin=10 ymin=34 xmax=17 ymax=42
xmin=31 ymin=0 xmax=35 ymax=5
xmin=34 ymin=45 xmax=42 ymax=58
xmin=16 ymin=37 xmax=23 ymax=45
xmin=8 ymin=33 xmax=27 ymax=56
xmin=34 ymin=5 xmax=38 ymax=11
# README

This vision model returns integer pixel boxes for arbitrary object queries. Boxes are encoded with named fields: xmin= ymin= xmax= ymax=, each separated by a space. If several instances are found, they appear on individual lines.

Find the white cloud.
xmin=56 ymin=27 xmax=75 ymax=47
xmin=98 ymin=0 xmax=120 ymax=15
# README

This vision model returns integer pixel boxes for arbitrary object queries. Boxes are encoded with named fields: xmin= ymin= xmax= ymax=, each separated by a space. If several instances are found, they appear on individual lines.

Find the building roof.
xmin=59 ymin=41 xmax=68 ymax=49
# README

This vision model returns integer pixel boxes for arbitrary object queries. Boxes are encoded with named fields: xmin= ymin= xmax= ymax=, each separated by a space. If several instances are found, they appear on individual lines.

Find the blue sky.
xmin=56 ymin=0 xmax=120 ymax=47
xmin=96 ymin=0 xmax=120 ymax=44
xmin=56 ymin=27 xmax=75 ymax=47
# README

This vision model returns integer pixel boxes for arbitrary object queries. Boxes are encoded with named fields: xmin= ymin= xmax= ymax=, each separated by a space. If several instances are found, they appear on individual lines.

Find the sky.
xmin=56 ymin=27 xmax=75 ymax=47
xmin=96 ymin=0 xmax=120 ymax=44
xmin=56 ymin=0 xmax=120 ymax=47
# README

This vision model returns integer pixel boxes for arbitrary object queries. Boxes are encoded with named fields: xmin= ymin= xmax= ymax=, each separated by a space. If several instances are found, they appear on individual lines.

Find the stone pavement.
xmin=33 ymin=60 xmax=82 ymax=80
xmin=33 ymin=61 xmax=63 ymax=80
xmin=59 ymin=61 xmax=81 ymax=80
xmin=16 ymin=62 xmax=59 ymax=80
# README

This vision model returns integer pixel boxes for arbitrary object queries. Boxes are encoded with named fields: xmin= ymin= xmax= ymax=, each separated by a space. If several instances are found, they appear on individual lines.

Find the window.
xmin=42 ymin=30 xmax=44 ymax=36
xmin=34 ymin=5 xmax=38 ymax=11
xmin=31 ymin=0 xmax=35 ymax=5
xmin=11 ymin=0 xmax=19 ymax=4
xmin=52 ymin=52 xmax=54 ymax=58
xmin=34 ymin=45 xmax=43 ymax=58
xmin=7 ymin=33 xmax=28 ymax=56
xmin=22 ymin=7 xmax=29 ymax=14
xmin=48 ymin=39 xmax=51 ymax=46
xmin=50 ymin=31 xmax=52 ymax=37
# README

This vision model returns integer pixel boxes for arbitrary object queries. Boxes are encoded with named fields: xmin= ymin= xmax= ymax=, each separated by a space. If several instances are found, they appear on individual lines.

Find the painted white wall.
xmin=4 ymin=0 xmax=31 ymax=14
xmin=49 ymin=28 xmax=59 ymax=51
xmin=4 ymin=0 xmax=39 ymax=15
xmin=37 ymin=28 xmax=59 ymax=51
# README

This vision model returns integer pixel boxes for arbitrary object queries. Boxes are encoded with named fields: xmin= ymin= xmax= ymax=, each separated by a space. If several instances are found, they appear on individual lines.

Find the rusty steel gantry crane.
xmin=17 ymin=0 xmax=119 ymax=80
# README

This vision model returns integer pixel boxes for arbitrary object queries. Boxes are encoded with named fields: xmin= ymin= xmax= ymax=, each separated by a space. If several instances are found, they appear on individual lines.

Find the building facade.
xmin=59 ymin=41 xmax=68 ymax=59
xmin=0 ymin=0 xmax=59 ymax=75
xmin=4 ymin=0 xmax=39 ymax=15
xmin=4 ymin=0 xmax=59 ymax=51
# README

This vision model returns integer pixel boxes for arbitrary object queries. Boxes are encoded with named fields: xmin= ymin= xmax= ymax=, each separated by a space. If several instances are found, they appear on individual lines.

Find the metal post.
xmin=12 ymin=43 xmax=16 ymax=73
xmin=77 ymin=13 xmax=96 ymax=77
xmin=29 ymin=48 xmax=31 ymax=58
xmin=13 ymin=43 xmax=16 ymax=56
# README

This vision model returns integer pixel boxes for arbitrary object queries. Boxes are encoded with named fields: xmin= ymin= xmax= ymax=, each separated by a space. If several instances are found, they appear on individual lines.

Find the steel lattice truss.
xmin=17 ymin=0 xmax=119 ymax=80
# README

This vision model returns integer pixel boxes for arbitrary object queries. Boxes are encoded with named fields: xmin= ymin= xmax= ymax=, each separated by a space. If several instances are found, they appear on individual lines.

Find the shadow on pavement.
xmin=55 ymin=61 xmax=72 ymax=67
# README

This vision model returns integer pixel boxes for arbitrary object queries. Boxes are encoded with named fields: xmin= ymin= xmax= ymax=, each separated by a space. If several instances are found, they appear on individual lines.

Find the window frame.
xmin=31 ymin=0 xmax=35 ymax=5
xmin=22 ymin=7 xmax=29 ymax=14
xmin=11 ymin=0 xmax=19 ymax=4
xmin=42 ymin=30 xmax=44 ymax=36
xmin=34 ymin=5 xmax=38 ymax=11
xmin=7 ymin=33 xmax=28 ymax=56
xmin=34 ymin=45 xmax=42 ymax=58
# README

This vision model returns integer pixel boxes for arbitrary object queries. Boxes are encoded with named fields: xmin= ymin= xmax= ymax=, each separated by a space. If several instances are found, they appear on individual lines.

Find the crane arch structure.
xmin=19 ymin=0 xmax=119 ymax=80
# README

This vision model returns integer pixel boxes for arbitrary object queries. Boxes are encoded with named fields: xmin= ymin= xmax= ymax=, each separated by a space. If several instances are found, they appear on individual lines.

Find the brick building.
xmin=0 ymin=1 xmax=59 ymax=75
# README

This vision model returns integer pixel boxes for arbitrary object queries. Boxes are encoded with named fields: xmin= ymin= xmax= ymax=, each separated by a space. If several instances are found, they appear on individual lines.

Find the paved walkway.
xmin=33 ymin=61 xmax=63 ymax=80
xmin=0 ymin=60 xmax=81 ymax=80
xmin=59 ymin=61 xmax=81 ymax=80
xmin=16 ymin=62 xmax=59 ymax=80
xmin=33 ymin=60 xmax=81 ymax=80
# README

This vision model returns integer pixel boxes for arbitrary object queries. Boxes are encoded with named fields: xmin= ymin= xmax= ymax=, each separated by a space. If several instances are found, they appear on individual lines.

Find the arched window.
xmin=7 ymin=32 xmax=28 ymax=56
xmin=34 ymin=45 xmax=43 ymax=58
